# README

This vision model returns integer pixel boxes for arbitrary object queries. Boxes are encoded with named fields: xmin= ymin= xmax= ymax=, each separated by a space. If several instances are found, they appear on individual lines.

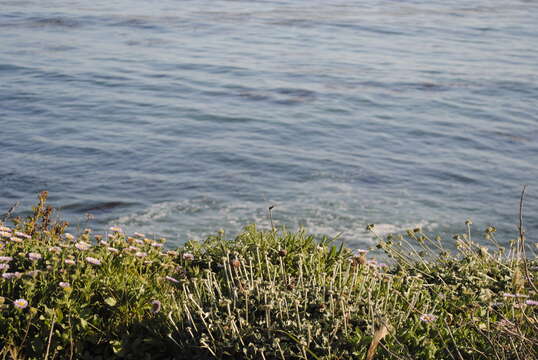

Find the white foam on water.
xmin=371 ymin=220 xmax=437 ymax=236
xmin=111 ymin=196 xmax=439 ymax=249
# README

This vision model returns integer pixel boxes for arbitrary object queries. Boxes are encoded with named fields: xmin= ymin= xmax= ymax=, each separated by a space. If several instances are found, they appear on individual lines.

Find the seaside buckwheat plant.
xmin=0 ymin=192 xmax=536 ymax=359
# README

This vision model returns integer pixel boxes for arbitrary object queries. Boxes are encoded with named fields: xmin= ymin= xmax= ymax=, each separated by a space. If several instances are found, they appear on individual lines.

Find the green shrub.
xmin=0 ymin=193 xmax=536 ymax=359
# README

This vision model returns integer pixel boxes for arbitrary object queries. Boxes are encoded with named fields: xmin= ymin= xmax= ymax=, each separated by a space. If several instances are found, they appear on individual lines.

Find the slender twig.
xmin=68 ymin=316 xmax=74 ymax=360
xmin=518 ymin=185 xmax=537 ymax=292
xmin=470 ymin=323 xmax=502 ymax=360
xmin=44 ymin=313 xmax=56 ymax=360
xmin=1 ymin=201 xmax=19 ymax=222
xmin=268 ymin=205 xmax=275 ymax=232
xmin=442 ymin=317 xmax=465 ymax=360
xmin=379 ymin=342 xmax=409 ymax=360
xmin=518 ymin=185 xmax=526 ymax=261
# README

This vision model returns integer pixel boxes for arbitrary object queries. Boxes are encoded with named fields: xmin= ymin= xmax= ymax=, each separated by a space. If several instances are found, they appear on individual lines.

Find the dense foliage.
xmin=0 ymin=192 xmax=536 ymax=359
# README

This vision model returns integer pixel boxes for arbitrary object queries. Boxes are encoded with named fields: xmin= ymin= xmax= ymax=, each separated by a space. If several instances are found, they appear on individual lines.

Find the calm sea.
xmin=1 ymin=0 xmax=537 ymax=248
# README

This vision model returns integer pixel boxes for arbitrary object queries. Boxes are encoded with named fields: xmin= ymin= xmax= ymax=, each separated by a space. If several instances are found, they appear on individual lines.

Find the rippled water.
xmin=1 ymin=0 xmax=537 ymax=248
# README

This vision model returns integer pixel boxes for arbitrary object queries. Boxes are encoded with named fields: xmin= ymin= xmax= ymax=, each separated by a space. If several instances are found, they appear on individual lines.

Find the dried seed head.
xmin=287 ymin=283 xmax=295 ymax=290
xmin=230 ymin=259 xmax=241 ymax=268
xmin=151 ymin=300 xmax=161 ymax=314
xmin=352 ymin=254 xmax=367 ymax=266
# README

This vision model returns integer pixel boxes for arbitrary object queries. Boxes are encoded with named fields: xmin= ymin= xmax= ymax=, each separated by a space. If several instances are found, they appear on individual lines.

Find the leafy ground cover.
xmin=0 ymin=192 xmax=537 ymax=359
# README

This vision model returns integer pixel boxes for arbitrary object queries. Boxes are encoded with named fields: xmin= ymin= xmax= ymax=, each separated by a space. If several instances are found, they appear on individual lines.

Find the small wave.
xmin=111 ymin=17 xmax=162 ymax=30
xmin=235 ymin=87 xmax=317 ymax=105
xmin=0 ymin=64 xmax=31 ymax=72
xmin=62 ymin=201 xmax=134 ymax=213
xmin=29 ymin=17 xmax=81 ymax=28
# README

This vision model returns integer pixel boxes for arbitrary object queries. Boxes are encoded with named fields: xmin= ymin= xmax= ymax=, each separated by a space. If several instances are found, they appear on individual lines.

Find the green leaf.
xmin=104 ymin=297 xmax=117 ymax=307
xmin=80 ymin=317 xmax=88 ymax=329
xmin=55 ymin=308 xmax=64 ymax=322
xmin=110 ymin=340 xmax=122 ymax=354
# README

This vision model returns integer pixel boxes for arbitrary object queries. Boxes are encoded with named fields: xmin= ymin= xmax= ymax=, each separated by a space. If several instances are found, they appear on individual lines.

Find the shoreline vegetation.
xmin=0 ymin=192 xmax=536 ymax=359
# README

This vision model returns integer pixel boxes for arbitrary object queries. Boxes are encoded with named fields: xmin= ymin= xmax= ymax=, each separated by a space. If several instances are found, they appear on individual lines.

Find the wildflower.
xmin=64 ymin=259 xmax=76 ymax=265
xmin=151 ymin=242 xmax=163 ymax=248
xmin=166 ymin=250 xmax=178 ymax=256
xmin=165 ymin=275 xmax=180 ymax=284
xmin=0 ymin=256 xmax=13 ymax=262
xmin=151 ymin=299 xmax=161 ymax=314
xmin=420 ymin=314 xmax=437 ymax=323
xmin=0 ymin=263 xmax=9 ymax=270
xmin=75 ymin=242 xmax=91 ymax=251
xmin=65 ymin=233 xmax=75 ymax=241
xmin=377 ymin=263 xmax=388 ymax=268
xmin=25 ymin=270 xmax=40 ymax=278
xmin=48 ymin=246 xmax=61 ymax=254
xmin=109 ymin=226 xmax=122 ymax=232
xmin=183 ymin=253 xmax=194 ymax=261
xmin=0 ymin=231 xmax=11 ymax=237
xmin=10 ymin=237 xmax=23 ymax=243
xmin=13 ymin=298 xmax=28 ymax=309
xmin=99 ymin=240 xmax=109 ymax=246
xmin=525 ymin=300 xmax=538 ymax=306
xmin=94 ymin=234 xmax=103 ymax=241
xmin=126 ymin=245 xmax=139 ymax=252
xmin=107 ymin=247 xmax=119 ymax=253
xmin=15 ymin=232 xmax=31 ymax=239
xmin=134 ymin=232 xmax=145 ymax=238
xmin=135 ymin=239 xmax=144 ymax=245
xmin=2 ymin=272 xmax=22 ymax=279
xmin=0 ymin=226 xmax=11 ymax=232
xmin=503 ymin=293 xmax=529 ymax=298
xmin=135 ymin=252 xmax=147 ymax=258
xmin=27 ymin=252 xmax=42 ymax=261
xmin=0 ymin=242 xmax=4 ymax=249
xmin=144 ymin=260 xmax=153 ymax=265
xmin=356 ymin=249 xmax=369 ymax=254
xmin=59 ymin=281 xmax=71 ymax=288
xmin=85 ymin=257 xmax=101 ymax=266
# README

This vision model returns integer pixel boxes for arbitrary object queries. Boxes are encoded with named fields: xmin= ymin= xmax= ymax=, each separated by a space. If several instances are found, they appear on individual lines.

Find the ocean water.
xmin=1 ymin=0 xmax=537 ymax=248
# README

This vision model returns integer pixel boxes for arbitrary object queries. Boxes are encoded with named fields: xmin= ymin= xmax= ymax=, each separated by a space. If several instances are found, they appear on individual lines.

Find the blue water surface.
xmin=1 ymin=0 xmax=537 ymax=248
